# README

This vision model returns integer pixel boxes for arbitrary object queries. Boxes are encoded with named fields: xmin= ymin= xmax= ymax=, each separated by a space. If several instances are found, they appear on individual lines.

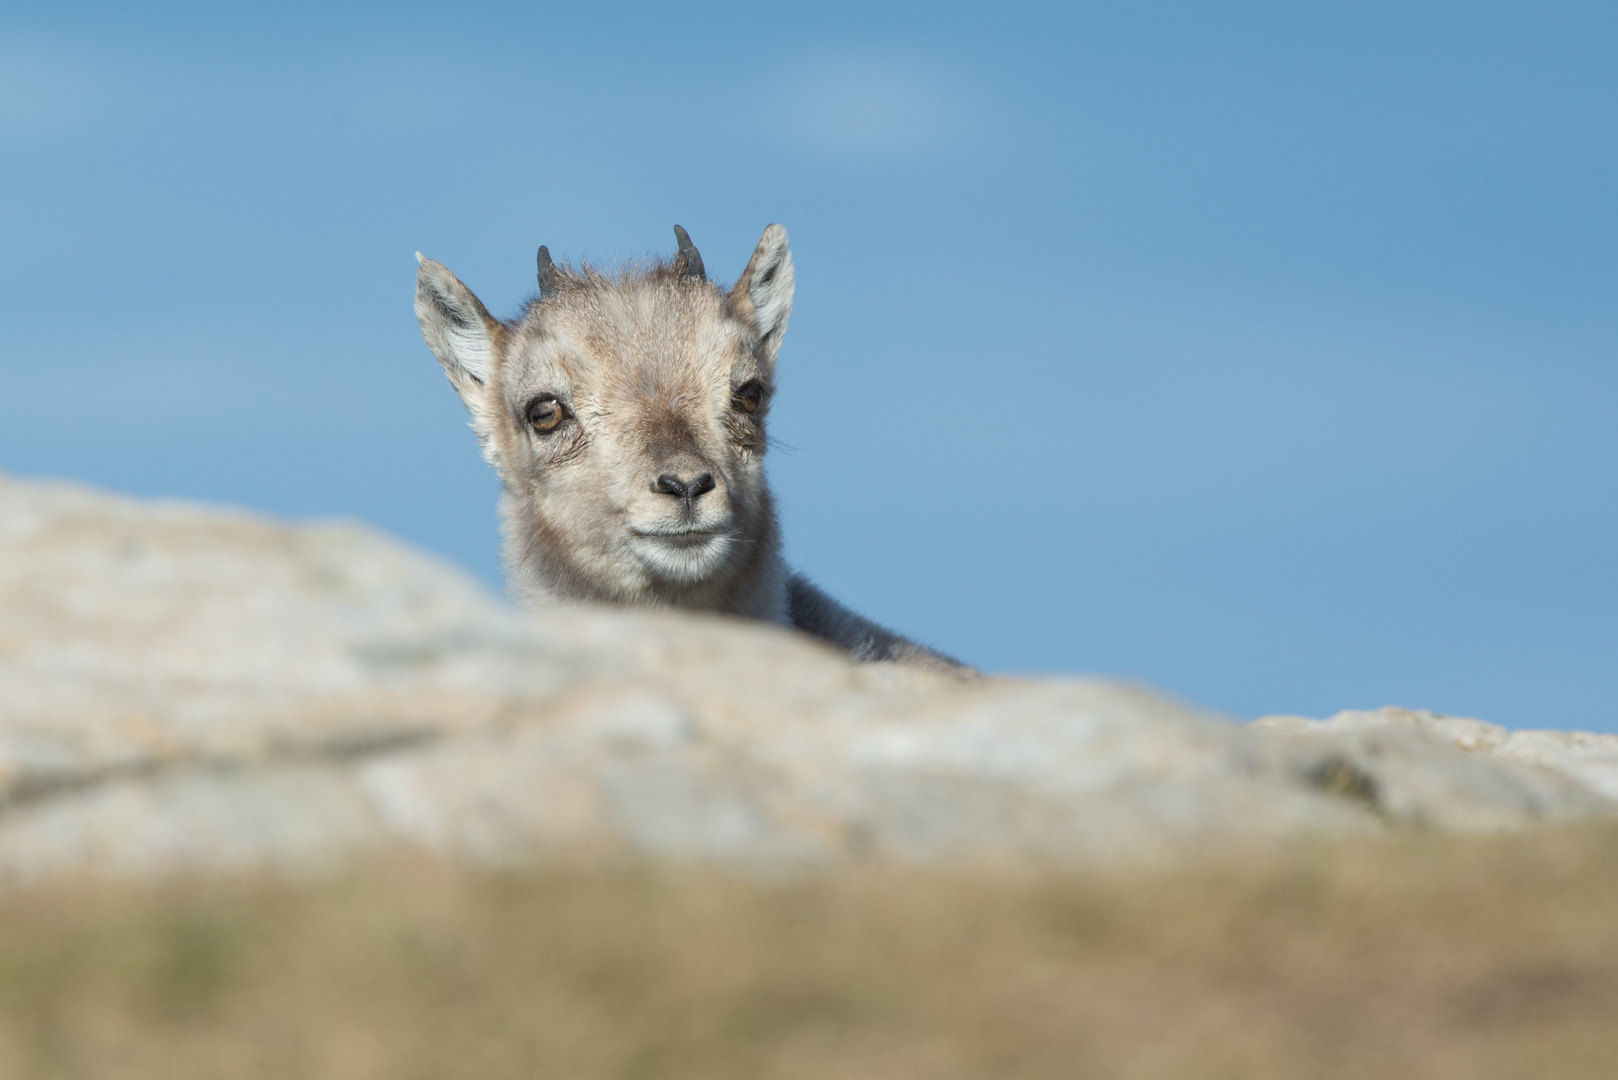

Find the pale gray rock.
xmin=1252 ymin=707 xmax=1618 ymax=818
xmin=1497 ymin=730 xmax=1618 ymax=802
xmin=0 ymin=471 xmax=1613 ymax=880
xmin=1254 ymin=707 xmax=1618 ymax=808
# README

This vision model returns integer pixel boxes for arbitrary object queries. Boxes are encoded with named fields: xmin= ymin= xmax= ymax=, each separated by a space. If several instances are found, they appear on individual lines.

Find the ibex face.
xmin=414 ymin=226 xmax=795 ymax=614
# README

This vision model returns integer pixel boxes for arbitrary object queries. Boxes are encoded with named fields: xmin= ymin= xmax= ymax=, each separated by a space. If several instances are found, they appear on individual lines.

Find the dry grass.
xmin=0 ymin=825 xmax=1615 ymax=1079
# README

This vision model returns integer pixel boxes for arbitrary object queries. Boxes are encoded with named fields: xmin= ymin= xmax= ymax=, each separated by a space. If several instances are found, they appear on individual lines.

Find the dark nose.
xmin=654 ymin=472 xmax=716 ymax=501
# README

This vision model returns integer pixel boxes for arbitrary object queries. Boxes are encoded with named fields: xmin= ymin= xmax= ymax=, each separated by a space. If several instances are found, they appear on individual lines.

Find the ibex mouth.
xmin=632 ymin=526 xmax=722 ymax=539
xmin=628 ymin=527 xmax=735 ymax=583
xmin=634 ymin=529 xmax=720 ymax=549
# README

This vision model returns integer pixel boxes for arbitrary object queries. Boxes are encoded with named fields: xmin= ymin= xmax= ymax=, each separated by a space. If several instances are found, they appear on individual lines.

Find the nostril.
xmin=689 ymin=473 xmax=715 ymax=498
xmin=655 ymin=474 xmax=691 ymax=499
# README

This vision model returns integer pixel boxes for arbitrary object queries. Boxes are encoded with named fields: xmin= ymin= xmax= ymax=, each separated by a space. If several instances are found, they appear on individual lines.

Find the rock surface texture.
xmin=1 ymin=472 xmax=1614 ymax=880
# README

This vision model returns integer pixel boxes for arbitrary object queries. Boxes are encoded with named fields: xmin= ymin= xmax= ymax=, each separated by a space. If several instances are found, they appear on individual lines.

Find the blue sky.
xmin=2 ymin=2 xmax=1614 ymax=729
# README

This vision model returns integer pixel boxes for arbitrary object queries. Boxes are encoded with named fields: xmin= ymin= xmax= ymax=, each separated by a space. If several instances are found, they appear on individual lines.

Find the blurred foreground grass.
xmin=0 ymin=824 xmax=1615 ymax=1079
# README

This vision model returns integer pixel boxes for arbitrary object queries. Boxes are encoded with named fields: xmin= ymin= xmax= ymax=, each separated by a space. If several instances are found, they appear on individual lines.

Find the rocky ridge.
xmin=1 ymin=472 xmax=1614 ymax=880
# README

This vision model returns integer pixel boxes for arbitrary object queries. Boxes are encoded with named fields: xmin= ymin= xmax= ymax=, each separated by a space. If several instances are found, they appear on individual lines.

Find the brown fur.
xmin=414 ymin=225 xmax=968 ymax=673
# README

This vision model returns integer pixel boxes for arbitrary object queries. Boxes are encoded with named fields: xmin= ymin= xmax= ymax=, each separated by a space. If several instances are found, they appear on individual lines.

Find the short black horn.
xmin=672 ymin=225 xmax=706 ymax=282
xmin=536 ymin=245 xmax=557 ymax=300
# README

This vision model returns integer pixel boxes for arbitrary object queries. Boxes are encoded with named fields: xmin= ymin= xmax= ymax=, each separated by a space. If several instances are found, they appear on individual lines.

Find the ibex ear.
xmin=414 ymin=254 xmax=505 ymax=468
xmin=729 ymin=224 xmax=794 ymax=369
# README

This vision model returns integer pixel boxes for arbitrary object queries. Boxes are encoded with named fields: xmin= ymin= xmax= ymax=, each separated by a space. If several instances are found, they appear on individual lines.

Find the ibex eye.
xmin=732 ymin=380 xmax=765 ymax=415
xmin=526 ymin=395 xmax=568 ymax=433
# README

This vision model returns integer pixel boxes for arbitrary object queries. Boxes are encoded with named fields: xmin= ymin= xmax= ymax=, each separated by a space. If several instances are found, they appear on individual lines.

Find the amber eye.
xmin=732 ymin=380 xmax=765 ymax=415
xmin=526 ymin=395 xmax=568 ymax=433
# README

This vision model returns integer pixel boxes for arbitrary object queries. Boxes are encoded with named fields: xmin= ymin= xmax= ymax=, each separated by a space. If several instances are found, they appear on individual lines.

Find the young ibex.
xmin=413 ymin=224 xmax=966 ymax=672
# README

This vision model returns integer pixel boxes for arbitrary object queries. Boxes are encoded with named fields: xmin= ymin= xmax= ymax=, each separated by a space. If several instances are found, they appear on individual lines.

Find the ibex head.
xmin=414 ymin=225 xmax=796 ymax=608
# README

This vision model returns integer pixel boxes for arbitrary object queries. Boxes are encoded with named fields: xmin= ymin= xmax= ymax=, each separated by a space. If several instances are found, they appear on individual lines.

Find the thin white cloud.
xmin=771 ymin=51 xmax=982 ymax=162
xmin=0 ymin=38 xmax=101 ymax=133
